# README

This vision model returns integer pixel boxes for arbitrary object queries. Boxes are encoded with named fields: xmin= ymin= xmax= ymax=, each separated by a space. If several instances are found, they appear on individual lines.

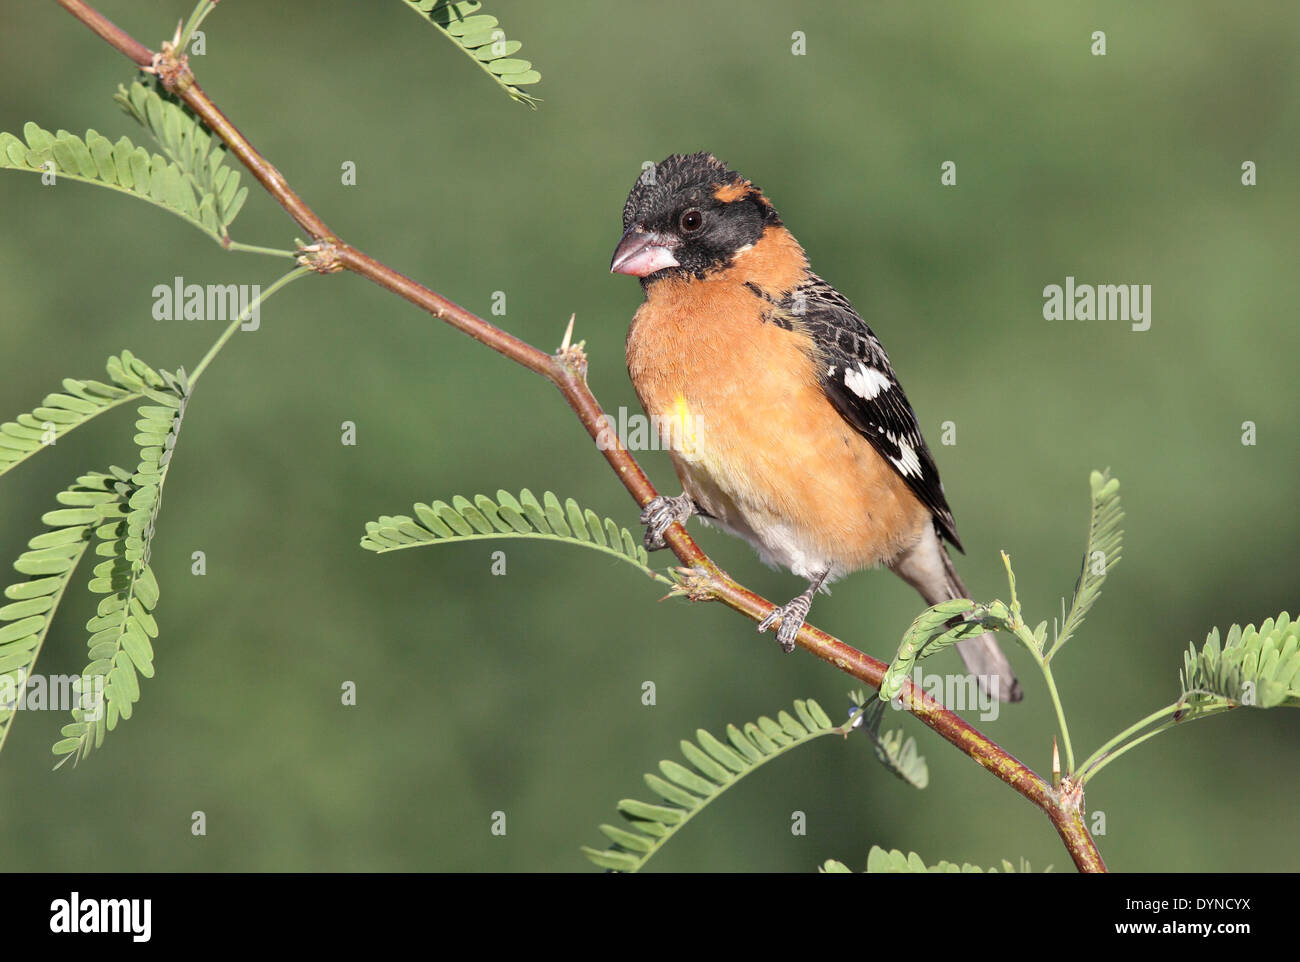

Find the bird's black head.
xmin=610 ymin=152 xmax=782 ymax=283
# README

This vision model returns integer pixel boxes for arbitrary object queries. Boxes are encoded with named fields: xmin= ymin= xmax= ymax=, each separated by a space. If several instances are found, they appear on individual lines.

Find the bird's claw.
xmin=640 ymin=494 xmax=695 ymax=550
xmin=757 ymin=596 xmax=813 ymax=653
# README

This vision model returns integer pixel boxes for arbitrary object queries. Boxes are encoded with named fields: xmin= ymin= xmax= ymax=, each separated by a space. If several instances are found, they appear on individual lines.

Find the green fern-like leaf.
xmin=879 ymin=598 xmax=999 ymax=701
xmin=1179 ymin=612 xmax=1300 ymax=713
xmin=0 ymin=475 xmax=110 ymax=756
xmin=1050 ymin=470 xmax=1124 ymax=657
xmin=55 ymin=358 xmax=188 ymax=767
xmin=867 ymin=847 xmax=965 ymax=872
xmin=846 ymin=692 xmax=930 ymax=789
xmin=819 ymin=859 xmax=852 ymax=873
xmin=401 ymin=1 xmax=542 ymax=107
xmin=1 ymin=112 xmax=241 ymax=248
xmin=873 ymin=727 xmax=930 ymax=789
xmin=0 ymin=350 xmax=168 ymax=480
xmin=114 ymin=79 xmax=249 ymax=236
xmin=361 ymin=489 xmax=669 ymax=583
xmin=581 ymin=699 xmax=847 ymax=872
xmin=865 ymin=846 xmax=1049 ymax=873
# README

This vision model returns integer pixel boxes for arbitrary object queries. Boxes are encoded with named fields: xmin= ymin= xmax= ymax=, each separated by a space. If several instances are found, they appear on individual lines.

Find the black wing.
xmin=780 ymin=274 xmax=962 ymax=551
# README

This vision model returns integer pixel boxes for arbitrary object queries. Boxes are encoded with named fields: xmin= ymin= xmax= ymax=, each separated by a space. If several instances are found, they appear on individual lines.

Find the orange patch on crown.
xmin=712 ymin=179 xmax=753 ymax=203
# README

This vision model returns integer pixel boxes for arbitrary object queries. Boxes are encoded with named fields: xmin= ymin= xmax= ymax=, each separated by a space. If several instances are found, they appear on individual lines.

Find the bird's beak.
xmin=610 ymin=226 xmax=680 ymax=277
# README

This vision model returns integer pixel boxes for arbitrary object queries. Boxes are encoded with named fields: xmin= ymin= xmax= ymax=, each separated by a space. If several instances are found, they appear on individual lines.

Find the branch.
xmin=51 ymin=0 xmax=1106 ymax=872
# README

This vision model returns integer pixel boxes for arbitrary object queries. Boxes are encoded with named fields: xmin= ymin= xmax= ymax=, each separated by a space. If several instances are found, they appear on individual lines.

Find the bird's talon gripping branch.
xmin=640 ymin=493 xmax=697 ymax=550
xmin=756 ymin=599 xmax=809 ymax=653
xmin=757 ymin=569 xmax=830 ymax=652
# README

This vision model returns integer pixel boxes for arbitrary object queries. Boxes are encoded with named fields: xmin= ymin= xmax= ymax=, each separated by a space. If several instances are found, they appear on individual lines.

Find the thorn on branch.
xmin=555 ymin=313 xmax=588 ymax=378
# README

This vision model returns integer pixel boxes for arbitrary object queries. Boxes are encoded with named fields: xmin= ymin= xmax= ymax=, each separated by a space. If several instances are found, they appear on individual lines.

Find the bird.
xmin=609 ymin=151 xmax=1022 ymax=702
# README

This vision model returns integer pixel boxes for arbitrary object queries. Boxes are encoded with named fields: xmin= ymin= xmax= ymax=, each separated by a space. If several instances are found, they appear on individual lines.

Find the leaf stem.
xmin=189 ymin=265 xmax=312 ymax=385
xmin=0 ymin=166 xmax=293 ymax=258
xmin=1078 ymin=704 xmax=1178 ymax=778
xmin=1076 ymin=700 xmax=1236 ymax=785
xmin=586 ymin=718 xmax=851 ymax=872
xmin=0 ymin=537 xmax=93 ymax=758
xmin=1036 ymin=655 xmax=1076 ymax=773
xmin=1000 ymin=553 xmax=1077 ymax=773
xmin=401 ymin=1 xmax=539 ymax=107
xmin=178 ymin=0 xmax=218 ymax=52
xmin=364 ymin=530 xmax=670 ymax=583
xmin=224 ymin=241 xmax=297 ymax=258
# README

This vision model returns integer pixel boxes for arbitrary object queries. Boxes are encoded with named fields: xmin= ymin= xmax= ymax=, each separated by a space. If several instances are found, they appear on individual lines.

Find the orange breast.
xmin=625 ymin=231 xmax=930 ymax=579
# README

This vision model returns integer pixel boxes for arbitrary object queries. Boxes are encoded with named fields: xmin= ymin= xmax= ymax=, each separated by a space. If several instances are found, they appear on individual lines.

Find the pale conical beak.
xmin=610 ymin=226 xmax=680 ymax=277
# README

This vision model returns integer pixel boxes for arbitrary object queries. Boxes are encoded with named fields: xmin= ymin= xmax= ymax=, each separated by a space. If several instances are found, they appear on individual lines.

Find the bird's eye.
xmin=679 ymin=209 xmax=703 ymax=232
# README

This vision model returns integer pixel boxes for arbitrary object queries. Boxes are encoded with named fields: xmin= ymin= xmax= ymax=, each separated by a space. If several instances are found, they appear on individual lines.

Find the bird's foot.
xmin=640 ymin=494 xmax=697 ymax=550
xmin=757 ymin=569 xmax=831 ymax=653
xmin=757 ymin=595 xmax=815 ymax=653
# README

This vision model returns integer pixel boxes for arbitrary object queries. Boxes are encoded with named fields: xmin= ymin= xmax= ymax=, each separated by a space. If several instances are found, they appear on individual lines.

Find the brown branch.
xmin=56 ymin=0 xmax=152 ymax=67
xmin=52 ymin=0 xmax=1106 ymax=873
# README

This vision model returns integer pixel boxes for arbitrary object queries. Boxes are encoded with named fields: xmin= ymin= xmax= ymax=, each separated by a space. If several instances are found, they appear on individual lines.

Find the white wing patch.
xmin=842 ymin=362 xmax=891 ymax=401
xmin=888 ymin=433 xmax=923 ymax=477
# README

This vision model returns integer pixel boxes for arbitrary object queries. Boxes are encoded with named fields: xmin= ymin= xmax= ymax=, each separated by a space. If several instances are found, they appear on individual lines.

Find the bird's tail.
xmin=889 ymin=527 xmax=1024 ymax=703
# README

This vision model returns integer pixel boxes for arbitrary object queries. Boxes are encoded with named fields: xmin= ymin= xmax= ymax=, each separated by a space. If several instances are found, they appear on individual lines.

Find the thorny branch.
xmin=51 ymin=0 xmax=1106 ymax=873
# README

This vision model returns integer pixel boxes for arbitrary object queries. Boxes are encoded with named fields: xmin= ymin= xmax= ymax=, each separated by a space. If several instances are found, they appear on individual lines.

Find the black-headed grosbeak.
xmin=610 ymin=152 xmax=1022 ymax=702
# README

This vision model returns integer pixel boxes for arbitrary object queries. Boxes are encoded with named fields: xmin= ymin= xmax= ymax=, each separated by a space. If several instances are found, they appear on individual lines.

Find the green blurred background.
xmin=1 ymin=1 xmax=1296 ymax=872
